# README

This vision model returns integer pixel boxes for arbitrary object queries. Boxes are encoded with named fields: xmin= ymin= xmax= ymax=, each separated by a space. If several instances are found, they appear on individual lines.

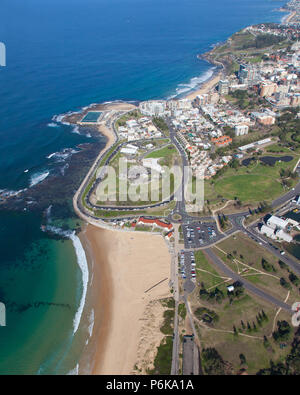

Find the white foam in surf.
xmin=0 ymin=188 xmax=27 ymax=198
xmin=29 ymin=170 xmax=50 ymax=187
xmin=47 ymin=122 xmax=59 ymax=128
xmin=47 ymin=148 xmax=79 ymax=161
xmin=70 ymin=233 xmax=89 ymax=334
xmin=72 ymin=125 xmax=80 ymax=135
xmin=67 ymin=364 xmax=79 ymax=375
xmin=88 ymin=309 xmax=95 ymax=338
xmin=168 ymin=67 xmax=216 ymax=99
xmin=69 ymin=232 xmax=89 ymax=334
xmin=42 ymin=225 xmax=89 ymax=335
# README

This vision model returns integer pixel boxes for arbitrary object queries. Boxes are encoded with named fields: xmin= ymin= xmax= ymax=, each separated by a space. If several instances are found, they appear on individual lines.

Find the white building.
xmin=235 ymin=124 xmax=249 ymax=137
xmin=260 ymin=224 xmax=293 ymax=243
xmin=266 ymin=215 xmax=289 ymax=231
xmin=260 ymin=224 xmax=276 ymax=239
xmin=139 ymin=100 xmax=167 ymax=116
xmin=276 ymin=229 xmax=293 ymax=243
xmin=142 ymin=158 xmax=164 ymax=173
xmin=120 ymin=147 xmax=138 ymax=156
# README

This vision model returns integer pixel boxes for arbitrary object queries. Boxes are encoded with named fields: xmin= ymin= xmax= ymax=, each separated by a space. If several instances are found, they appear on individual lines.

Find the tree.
xmin=233 ymin=325 xmax=238 ymax=337
xmin=263 ymin=335 xmax=270 ymax=349
xmin=289 ymin=272 xmax=300 ymax=286
xmin=273 ymin=320 xmax=292 ymax=343
xmin=202 ymin=348 xmax=227 ymax=375
xmin=280 ymin=277 xmax=292 ymax=290
xmin=257 ymin=315 xmax=262 ymax=327
xmin=239 ymin=353 xmax=246 ymax=365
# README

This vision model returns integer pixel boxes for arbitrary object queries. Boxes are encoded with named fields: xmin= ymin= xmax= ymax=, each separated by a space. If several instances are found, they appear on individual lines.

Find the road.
xmin=73 ymin=109 xmax=300 ymax=375
xmin=204 ymin=248 xmax=292 ymax=312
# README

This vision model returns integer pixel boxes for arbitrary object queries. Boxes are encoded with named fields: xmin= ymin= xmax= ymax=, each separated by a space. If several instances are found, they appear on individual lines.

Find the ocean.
xmin=0 ymin=0 xmax=287 ymax=374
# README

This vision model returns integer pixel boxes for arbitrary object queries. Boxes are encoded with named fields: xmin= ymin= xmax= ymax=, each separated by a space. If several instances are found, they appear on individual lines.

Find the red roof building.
xmin=138 ymin=217 xmax=173 ymax=231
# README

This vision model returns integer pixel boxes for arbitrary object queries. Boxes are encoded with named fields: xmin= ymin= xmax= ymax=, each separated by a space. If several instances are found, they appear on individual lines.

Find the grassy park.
xmin=205 ymin=153 xmax=299 ymax=206
xmin=189 ymin=247 xmax=294 ymax=374
xmin=212 ymin=233 xmax=300 ymax=303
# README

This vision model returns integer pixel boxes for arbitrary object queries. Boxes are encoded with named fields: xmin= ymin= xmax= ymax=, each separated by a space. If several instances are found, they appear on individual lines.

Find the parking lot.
xmin=178 ymin=250 xmax=197 ymax=293
xmin=182 ymin=221 xmax=220 ymax=249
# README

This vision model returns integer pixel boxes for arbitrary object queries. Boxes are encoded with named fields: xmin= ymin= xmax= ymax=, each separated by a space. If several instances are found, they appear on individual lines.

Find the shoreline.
xmin=78 ymin=225 xmax=113 ymax=375
xmin=69 ymin=9 xmax=291 ymax=375
xmin=184 ymin=68 xmax=223 ymax=101
xmin=280 ymin=7 xmax=296 ymax=24
xmin=79 ymin=224 xmax=171 ymax=375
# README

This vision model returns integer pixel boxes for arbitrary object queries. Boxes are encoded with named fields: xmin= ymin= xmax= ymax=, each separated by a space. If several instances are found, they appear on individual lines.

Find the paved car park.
xmin=182 ymin=221 xmax=220 ymax=249
xmin=178 ymin=250 xmax=196 ymax=294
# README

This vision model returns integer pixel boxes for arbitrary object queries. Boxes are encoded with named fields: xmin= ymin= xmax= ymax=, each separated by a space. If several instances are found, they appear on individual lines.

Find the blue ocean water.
xmin=0 ymin=0 xmax=287 ymax=374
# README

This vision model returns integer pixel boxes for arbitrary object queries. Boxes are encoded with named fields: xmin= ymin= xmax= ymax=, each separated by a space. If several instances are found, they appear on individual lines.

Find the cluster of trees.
xmin=278 ymin=259 xmax=288 ymax=270
xmin=239 ymin=310 xmax=268 ymax=335
xmin=258 ymin=326 xmax=300 ymax=375
xmin=202 ymin=347 xmax=229 ymax=375
xmin=275 ymin=108 xmax=300 ymax=145
xmin=279 ymin=167 xmax=297 ymax=188
xmin=218 ymin=213 xmax=228 ymax=230
xmin=228 ymin=89 xmax=253 ymax=110
xmin=194 ymin=307 xmax=219 ymax=325
xmin=228 ymin=281 xmax=244 ymax=300
xmin=289 ymin=272 xmax=300 ymax=287
xmin=152 ymin=117 xmax=169 ymax=134
xmin=199 ymin=286 xmax=225 ymax=304
xmin=248 ymin=201 xmax=272 ymax=216
xmin=116 ymin=110 xmax=141 ymax=127
xmin=241 ymin=33 xmax=285 ymax=50
xmin=279 ymin=273 xmax=299 ymax=290
xmin=278 ymin=259 xmax=300 ymax=286
xmin=261 ymin=258 xmax=277 ymax=273
xmin=273 ymin=320 xmax=292 ymax=343
xmin=255 ymin=34 xmax=285 ymax=49
xmin=280 ymin=277 xmax=292 ymax=290
xmin=199 ymin=282 xmax=245 ymax=305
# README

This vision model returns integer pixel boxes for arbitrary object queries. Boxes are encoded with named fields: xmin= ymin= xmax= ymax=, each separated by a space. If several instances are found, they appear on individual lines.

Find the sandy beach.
xmin=185 ymin=71 xmax=223 ymax=101
xmin=81 ymin=225 xmax=172 ymax=375
xmin=282 ymin=10 xmax=296 ymax=24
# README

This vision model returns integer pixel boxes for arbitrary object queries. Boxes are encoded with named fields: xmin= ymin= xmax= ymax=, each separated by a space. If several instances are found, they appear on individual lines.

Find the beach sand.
xmin=81 ymin=225 xmax=171 ymax=375
xmin=185 ymin=71 xmax=223 ymax=101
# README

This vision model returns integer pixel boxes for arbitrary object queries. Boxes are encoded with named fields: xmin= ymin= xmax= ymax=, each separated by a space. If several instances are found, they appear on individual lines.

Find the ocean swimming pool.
xmin=81 ymin=112 xmax=102 ymax=123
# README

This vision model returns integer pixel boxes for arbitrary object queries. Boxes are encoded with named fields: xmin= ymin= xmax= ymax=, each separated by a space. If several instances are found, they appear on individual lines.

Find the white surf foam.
xmin=0 ymin=188 xmax=27 ymax=198
xmin=72 ymin=125 xmax=80 ymax=135
xmin=47 ymin=152 xmax=56 ymax=159
xmin=67 ymin=364 xmax=79 ymax=375
xmin=60 ymin=163 xmax=69 ymax=176
xmin=47 ymin=148 xmax=79 ymax=161
xmin=87 ymin=309 xmax=95 ymax=338
xmin=69 ymin=232 xmax=89 ymax=335
xmin=42 ymin=225 xmax=89 ymax=335
xmin=47 ymin=122 xmax=59 ymax=128
xmin=29 ymin=170 xmax=50 ymax=187
xmin=168 ymin=67 xmax=216 ymax=99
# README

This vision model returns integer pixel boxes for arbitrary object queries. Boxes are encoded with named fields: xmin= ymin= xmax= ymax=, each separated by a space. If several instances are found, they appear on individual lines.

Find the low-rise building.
xmin=235 ymin=124 xmax=249 ymax=136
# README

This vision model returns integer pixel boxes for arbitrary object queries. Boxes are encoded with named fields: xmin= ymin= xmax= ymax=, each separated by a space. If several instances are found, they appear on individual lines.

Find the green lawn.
xmin=195 ymin=250 xmax=228 ymax=289
xmin=213 ymin=233 xmax=300 ymax=302
xmin=206 ymin=155 xmax=299 ymax=204
xmin=214 ymin=174 xmax=282 ymax=203
xmin=266 ymin=144 xmax=292 ymax=154
xmin=145 ymin=144 xmax=177 ymax=159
